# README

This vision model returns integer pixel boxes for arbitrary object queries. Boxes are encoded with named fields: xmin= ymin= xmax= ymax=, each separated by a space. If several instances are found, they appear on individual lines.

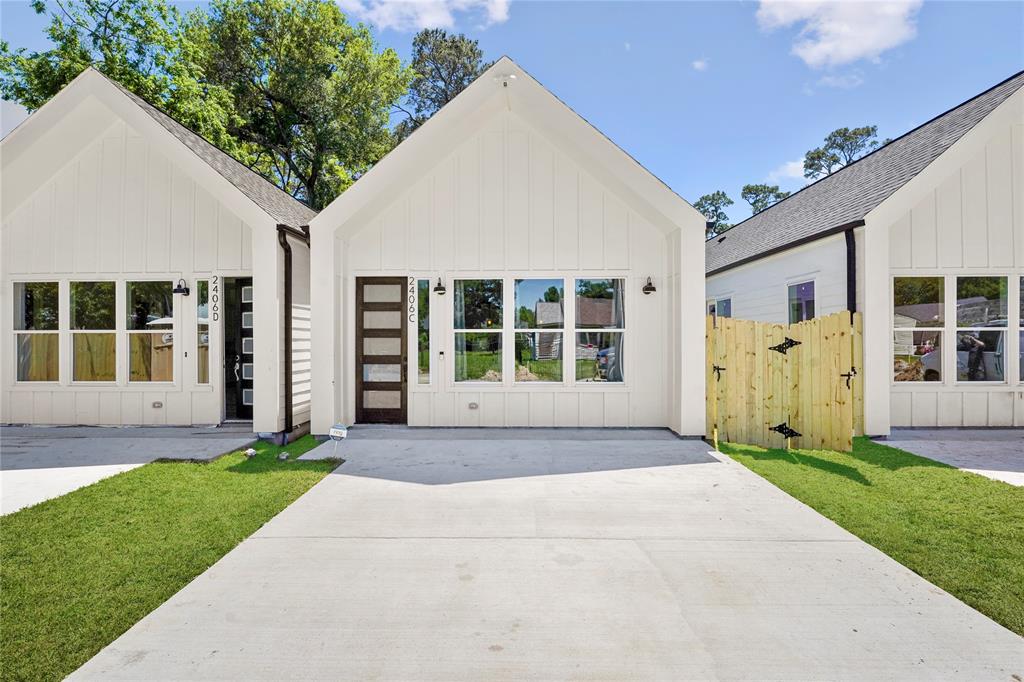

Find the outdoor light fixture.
xmin=642 ymin=277 xmax=657 ymax=295
xmin=433 ymin=278 xmax=447 ymax=295
xmin=172 ymin=278 xmax=190 ymax=296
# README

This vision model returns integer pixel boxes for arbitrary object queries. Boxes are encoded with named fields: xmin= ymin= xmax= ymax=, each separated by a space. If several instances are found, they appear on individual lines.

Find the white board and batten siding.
xmin=339 ymin=111 xmax=678 ymax=429
xmin=704 ymin=234 xmax=850 ymax=322
xmin=886 ymin=115 xmax=1024 ymax=427
xmin=1 ymin=119 xmax=253 ymax=425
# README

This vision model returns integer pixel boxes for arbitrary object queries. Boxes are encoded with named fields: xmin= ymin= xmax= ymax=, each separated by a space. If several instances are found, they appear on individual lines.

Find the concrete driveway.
xmin=881 ymin=428 xmax=1024 ymax=486
xmin=73 ymin=428 xmax=1022 ymax=680
xmin=0 ymin=426 xmax=255 ymax=514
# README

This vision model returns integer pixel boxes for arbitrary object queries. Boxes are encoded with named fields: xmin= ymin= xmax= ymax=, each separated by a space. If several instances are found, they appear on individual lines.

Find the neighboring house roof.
xmin=100 ymin=71 xmax=317 ymax=227
xmin=706 ymin=70 xmax=1024 ymax=276
xmin=534 ymin=301 xmax=564 ymax=327
xmin=576 ymin=298 xmax=614 ymax=327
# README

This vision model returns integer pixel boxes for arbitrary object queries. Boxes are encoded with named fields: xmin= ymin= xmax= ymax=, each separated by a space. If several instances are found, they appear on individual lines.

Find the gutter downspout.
xmin=845 ymin=228 xmax=857 ymax=314
xmin=277 ymin=224 xmax=311 ymax=440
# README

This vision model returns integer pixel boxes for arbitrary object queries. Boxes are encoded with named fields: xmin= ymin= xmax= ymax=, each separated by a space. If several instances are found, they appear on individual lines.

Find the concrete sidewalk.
xmin=882 ymin=428 xmax=1024 ymax=486
xmin=73 ymin=429 xmax=1023 ymax=680
xmin=0 ymin=425 xmax=255 ymax=514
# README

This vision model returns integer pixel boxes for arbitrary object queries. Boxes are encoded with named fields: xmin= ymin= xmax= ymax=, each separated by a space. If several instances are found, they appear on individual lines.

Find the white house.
xmin=1 ymin=68 xmax=316 ymax=440
xmin=309 ymin=57 xmax=707 ymax=435
xmin=706 ymin=71 xmax=1024 ymax=434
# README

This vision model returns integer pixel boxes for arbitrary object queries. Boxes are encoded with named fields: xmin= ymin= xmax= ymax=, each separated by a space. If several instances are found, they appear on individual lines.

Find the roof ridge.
xmin=709 ymin=69 xmax=1024 ymax=242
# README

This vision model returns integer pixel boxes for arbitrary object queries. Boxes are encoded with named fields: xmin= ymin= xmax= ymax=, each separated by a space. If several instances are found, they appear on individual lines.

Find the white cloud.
xmin=756 ymin=0 xmax=923 ymax=69
xmin=767 ymin=158 xmax=806 ymax=184
xmin=691 ymin=58 xmax=709 ymax=71
xmin=337 ymin=0 xmax=510 ymax=31
xmin=2 ymin=100 xmax=29 ymax=139
xmin=816 ymin=71 xmax=864 ymax=89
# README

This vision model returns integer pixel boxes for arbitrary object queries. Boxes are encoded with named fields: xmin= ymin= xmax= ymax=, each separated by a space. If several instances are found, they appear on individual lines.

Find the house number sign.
xmin=211 ymin=275 xmax=220 ymax=322
xmin=408 ymin=276 xmax=416 ymax=323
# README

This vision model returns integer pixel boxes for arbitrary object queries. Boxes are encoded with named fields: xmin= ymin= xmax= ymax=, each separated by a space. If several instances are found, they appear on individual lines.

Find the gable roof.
xmin=706 ymin=70 xmax=1024 ymax=275
xmin=99 ymin=72 xmax=317 ymax=227
xmin=312 ymin=56 xmax=705 ymax=238
xmin=2 ymin=67 xmax=315 ymax=227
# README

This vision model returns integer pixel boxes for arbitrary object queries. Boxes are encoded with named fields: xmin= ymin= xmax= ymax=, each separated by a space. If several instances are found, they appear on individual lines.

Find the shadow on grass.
xmin=727 ymin=443 xmax=874 ymax=486
xmin=855 ymin=437 xmax=955 ymax=472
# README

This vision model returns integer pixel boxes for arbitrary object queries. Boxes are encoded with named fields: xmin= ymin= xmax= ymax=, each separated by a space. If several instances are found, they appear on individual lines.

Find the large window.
xmin=892 ymin=277 xmax=943 ymax=382
xmin=1020 ymin=277 xmax=1023 ymax=382
xmin=514 ymin=279 xmax=564 ymax=382
xmin=14 ymin=282 xmax=59 ymax=382
xmin=127 ymin=281 xmax=174 ymax=382
xmin=788 ymin=281 xmax=815 ymax=323
xmin=417 ymin=279 xmax=430 ymax=384
xmin=575 ymin=278 xmax=625 ymax=383
xmin=955 ymin=276 xmax=1007 ymax=383
xmin=71 ymin=281 xmax=116 ymax=382
xmin=454 ymin=279 xmax=502 ymax=382
xmin=197 ymin=280 xmax=210 ymax=384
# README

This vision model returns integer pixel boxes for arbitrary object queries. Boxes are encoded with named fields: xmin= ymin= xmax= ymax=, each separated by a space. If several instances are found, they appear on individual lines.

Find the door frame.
xmin=355 ymin=276 xmax=408 ymax=424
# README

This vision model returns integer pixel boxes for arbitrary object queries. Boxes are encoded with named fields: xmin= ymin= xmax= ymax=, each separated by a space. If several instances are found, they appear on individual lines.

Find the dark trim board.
xmin=355 ymin=277 xmax=408 ymax=424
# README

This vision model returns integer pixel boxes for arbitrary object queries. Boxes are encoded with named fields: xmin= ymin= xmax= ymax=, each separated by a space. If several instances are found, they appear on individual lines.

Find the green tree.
xmin=0 ymin=0 xmax=242 ymax=153
xmin=186 ymin=0 xmax=412 ymax=208
xmin=741 ymin=183 xmax=791 ymax=214
xmin=693 ymin=191 xmax=734 ymax=238
xmin=393 ymin=28 xmax=492 ymax=142
xmin=543 ymin=286 xmax=561 ymax=303
xmin=804 ymin=125 xmax=881 ymax=179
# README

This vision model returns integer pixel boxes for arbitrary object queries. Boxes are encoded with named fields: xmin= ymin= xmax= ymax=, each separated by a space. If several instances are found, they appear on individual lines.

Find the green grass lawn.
xmin=0 ymin=436 xmax=336 ymax=682
xmin=720 ymin=437 xmax=1024 ymax=636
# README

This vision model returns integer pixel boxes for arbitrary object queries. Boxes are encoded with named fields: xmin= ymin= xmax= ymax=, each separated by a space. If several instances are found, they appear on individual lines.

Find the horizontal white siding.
xmin=705 ymin=234 xmax=848 ymax=323
xmin=2 ymin=119 xmax=254 ymax=425
xmin=341 ymin=110 xmax=675 ymax=428
xmin=887 ymin=113 xmax=1024 ymax=427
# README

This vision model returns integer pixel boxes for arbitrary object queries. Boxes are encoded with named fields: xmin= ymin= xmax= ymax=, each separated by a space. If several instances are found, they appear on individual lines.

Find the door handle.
xmin=233 ymin=355 xmax=240 ymax=382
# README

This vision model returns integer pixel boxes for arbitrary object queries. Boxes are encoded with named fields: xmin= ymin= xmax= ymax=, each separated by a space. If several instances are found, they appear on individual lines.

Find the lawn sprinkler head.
xmin=244 ymin=447 xmax=257 ymax=458
xmin=277 ymin=452 xmax=289 ymax=461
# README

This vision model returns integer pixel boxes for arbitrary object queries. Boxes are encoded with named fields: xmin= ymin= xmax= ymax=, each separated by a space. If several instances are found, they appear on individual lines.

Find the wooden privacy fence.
xmin=706 ymin=311 xmax=864 ymax=452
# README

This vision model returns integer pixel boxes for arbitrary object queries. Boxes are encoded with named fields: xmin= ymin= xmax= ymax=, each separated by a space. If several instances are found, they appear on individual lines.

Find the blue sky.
xmin=3 ymin=1 xmax=1022 ymax=223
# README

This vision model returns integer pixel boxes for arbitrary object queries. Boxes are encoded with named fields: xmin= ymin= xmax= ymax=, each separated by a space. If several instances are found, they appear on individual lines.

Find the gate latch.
xmin=769 ymin=422 xmax=802 ymax=439
xmin=712 ymin=365 xmax=726 ymax=382
xmin=840 ymin=366 xmax=857 ymax=389
xmin=769 ymin=337 xmax=802 ymax=355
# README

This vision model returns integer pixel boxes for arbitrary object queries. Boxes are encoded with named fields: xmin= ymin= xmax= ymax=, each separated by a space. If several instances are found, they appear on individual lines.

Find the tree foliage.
xmin=185 ymin=0 xmax=411 ymax=208
xmin=693 ymin=191 xmax=734 ymax=238
xmin=803 ymin=125 xmax=881 ymax=179
xmin=393 ymin=28 xmax=492 ymax=142
xmin=1 ymin=0 xmax=413 ymax=210
xmin=741 ymin=183 xmax=790 ymax=214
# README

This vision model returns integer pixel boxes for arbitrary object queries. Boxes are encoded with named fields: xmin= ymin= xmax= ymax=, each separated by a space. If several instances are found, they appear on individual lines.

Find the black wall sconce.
xmin=642 ymin=277 xmax=656 ymax=295
xmin=172 ymin=278 xmax=190 ymax=296
xmin=433 ymin=278 xmax=447 ymax=295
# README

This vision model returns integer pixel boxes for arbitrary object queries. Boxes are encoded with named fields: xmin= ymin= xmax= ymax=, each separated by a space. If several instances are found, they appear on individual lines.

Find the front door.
xmin=224 ymin=277 xmax=254 ymax=421
xmin=355 ymin=277 xmax=407 ymax=424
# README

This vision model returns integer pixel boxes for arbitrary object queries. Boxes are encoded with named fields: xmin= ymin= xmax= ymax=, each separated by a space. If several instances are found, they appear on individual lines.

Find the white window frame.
xmin=69 ymin=279 xmax=120 ymax=385
xmin=513 ymin=277 xmax=566 ymax=385
xmin=953 ymin=275 xmax=1010 ymax=386
xmin=572 ymin=277 xmax=626 ymax=385
xmin=452 ymin=277 xmax=505 ymax=385
xmin=786 ymin=278 xmax=816 ymax=324
xmin=196 ymin=278 xmax=211 ymax=385
xmin=891 ymin=275 xmax=945 ymax=385
xmin=12 ymin=280 xmax=61 ymax=384
xmin=126 ymin=279 xmax=176 ymax=385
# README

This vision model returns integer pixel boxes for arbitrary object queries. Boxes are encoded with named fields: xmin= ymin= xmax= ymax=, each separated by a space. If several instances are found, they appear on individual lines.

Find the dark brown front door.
xmin=355 ymin=277 xmax=407 ymax=424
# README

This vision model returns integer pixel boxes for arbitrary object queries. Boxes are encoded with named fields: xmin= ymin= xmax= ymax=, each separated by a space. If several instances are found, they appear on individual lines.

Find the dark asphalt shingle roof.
xmin=100 ymin=71 xmax=317 ymax=227
xmin=706 ymin=70 xmax=1024 ymax=275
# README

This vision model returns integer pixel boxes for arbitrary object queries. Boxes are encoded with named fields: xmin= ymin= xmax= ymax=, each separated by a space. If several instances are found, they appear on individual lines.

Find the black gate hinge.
xmin=769 ymin=422 xmax=802 ymax=439
xmin=840 ymin=367 xmax=857 ymax=389
xmin=769 ymin=337 xmax=802 ymax=355
xmin=712 ymin=365 xmax=726 ymax=381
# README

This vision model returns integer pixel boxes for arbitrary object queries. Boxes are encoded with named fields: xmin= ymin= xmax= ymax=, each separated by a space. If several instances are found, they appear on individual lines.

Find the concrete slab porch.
xmin=880 ymin=428 xmax=1024 ymax=486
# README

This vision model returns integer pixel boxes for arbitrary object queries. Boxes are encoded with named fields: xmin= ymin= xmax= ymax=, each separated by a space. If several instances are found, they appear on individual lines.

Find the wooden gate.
xmin=706 ymin=311 xmax=863 ymax=452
